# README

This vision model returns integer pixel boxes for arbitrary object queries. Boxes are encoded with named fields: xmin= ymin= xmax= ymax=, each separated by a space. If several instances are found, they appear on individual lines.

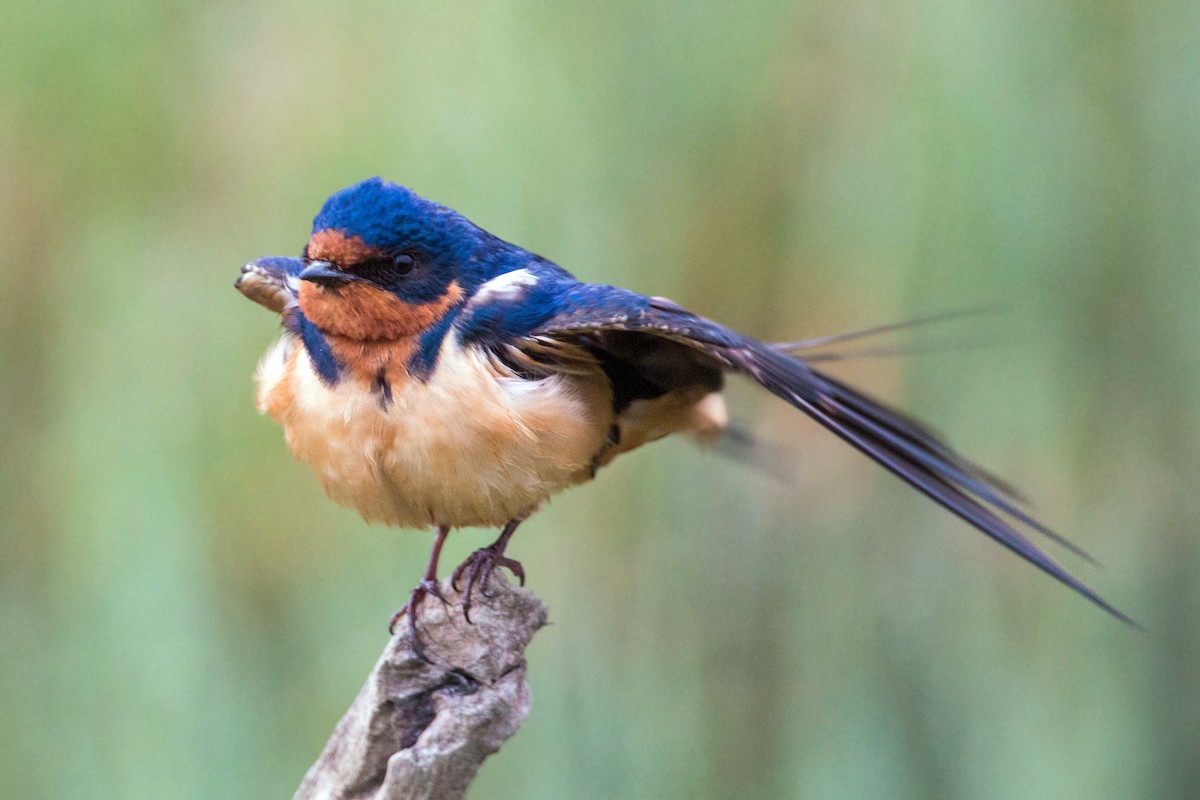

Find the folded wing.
xmin=511 ymin=283 xmax=1131 ymax=624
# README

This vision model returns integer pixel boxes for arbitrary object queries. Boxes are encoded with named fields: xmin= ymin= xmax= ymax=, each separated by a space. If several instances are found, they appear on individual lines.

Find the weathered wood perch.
xmin=294 ymin=577 xmax=549 ymax=800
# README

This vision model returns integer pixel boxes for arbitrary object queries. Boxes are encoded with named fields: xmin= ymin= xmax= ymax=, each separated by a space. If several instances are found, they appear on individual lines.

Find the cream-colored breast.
xmin=255 ymin=334 xmax=614 ymax=529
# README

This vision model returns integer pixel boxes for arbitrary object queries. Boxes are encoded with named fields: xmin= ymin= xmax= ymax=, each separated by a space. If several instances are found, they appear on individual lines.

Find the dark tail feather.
xmin=726 ymin=341 xmax=1134 ymax=626
xmin=772 ymin=305 xmax=1007 ymax=354
xmin=793 ymin=339 xmax=1015 ymax=364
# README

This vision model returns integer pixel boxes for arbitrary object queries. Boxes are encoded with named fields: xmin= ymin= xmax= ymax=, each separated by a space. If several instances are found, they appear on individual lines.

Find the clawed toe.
xmin=499 ymin=556 xmax=525 ymax=585
xmin=452 ymin=547 xmax=526 ymax=623
xmin=388 ymin=578 xmax=450 ymax=662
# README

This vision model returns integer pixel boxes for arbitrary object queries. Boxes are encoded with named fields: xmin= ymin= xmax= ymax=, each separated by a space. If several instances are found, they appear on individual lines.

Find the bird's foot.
xmin=451 ymin=546 xmax=525 ymax=623
xmin=388 ymin=578 xmax=449 ymax=662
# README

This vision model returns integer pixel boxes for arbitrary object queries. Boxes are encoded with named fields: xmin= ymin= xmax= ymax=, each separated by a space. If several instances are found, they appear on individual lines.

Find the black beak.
xmin=299 ymin=260 xmax=357 ymax=286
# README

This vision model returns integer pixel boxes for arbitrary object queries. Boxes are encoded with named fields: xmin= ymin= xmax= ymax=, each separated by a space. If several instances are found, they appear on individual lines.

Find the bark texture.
xmin=294 ymin=577 xmax=548 ymax=800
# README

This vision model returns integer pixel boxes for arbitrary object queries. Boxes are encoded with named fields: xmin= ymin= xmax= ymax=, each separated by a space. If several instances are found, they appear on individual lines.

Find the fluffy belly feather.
xmin=255 ymin=335 xmax=614 ymax=529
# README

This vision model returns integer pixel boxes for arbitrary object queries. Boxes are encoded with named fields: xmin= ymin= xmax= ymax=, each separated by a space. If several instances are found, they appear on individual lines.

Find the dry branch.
xmin=293 ymin=577 xmax=548 ymax=800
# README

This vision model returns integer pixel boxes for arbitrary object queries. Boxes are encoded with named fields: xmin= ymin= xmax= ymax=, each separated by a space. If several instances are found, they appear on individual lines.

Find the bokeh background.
xmin=3 ymin=2 xmax=1198 ymax=798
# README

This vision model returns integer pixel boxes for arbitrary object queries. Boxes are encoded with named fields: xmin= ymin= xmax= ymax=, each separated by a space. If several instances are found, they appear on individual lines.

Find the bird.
xmin=236 ymin=177 xmax=1130 ymax=654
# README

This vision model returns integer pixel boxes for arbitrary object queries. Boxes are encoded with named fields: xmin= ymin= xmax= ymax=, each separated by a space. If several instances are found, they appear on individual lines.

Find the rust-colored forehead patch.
xmin=306 ymin=228 xmax=388 ymax=267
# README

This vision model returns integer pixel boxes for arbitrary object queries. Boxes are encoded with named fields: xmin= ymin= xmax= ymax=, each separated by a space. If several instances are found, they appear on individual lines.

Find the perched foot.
xmin=451 ymin=519 xmax=527 ymax=623
xmin=388 ymin=525 xmax=451 ymax=662
xmin=451 ymin=547 xmax=525 ymax=623
xmin=388 ymin=578 xmax=449 ymax=662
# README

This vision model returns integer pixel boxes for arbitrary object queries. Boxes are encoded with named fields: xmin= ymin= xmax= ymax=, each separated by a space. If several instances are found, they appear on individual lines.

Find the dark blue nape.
xmin=311 ymin=178 xmax=464 ymax=255
xmin=309 ymin=178 xmax=544 ymax=293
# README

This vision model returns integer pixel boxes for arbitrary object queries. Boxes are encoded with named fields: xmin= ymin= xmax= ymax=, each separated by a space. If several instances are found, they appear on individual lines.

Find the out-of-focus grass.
xmin=1 ymin=2 xmax=1197 ymax=798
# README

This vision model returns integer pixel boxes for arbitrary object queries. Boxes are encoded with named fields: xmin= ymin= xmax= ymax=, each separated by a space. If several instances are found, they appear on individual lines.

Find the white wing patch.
xmin=471 ymin=268 xmax=539 ymax=304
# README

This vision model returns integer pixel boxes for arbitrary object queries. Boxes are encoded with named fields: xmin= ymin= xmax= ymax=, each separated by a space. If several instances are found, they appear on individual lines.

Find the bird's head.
xmin=295 ymin=178 xmax=505 ymax=341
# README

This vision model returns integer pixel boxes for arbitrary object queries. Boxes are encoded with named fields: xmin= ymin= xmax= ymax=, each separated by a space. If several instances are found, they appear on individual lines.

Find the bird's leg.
xmin=389 ymin=524 xmax=450 ymax=662
xmin=451 ymin=519 xmax=526 ymax=623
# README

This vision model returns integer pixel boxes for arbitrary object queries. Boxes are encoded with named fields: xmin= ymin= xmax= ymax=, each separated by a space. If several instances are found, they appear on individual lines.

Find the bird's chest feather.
xmin=255 ymin=334 xmax=613 ymax=528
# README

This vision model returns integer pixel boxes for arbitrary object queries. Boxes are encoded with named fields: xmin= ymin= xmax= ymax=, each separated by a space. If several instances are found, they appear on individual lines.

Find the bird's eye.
xmin=393 ymin=254 xmax=416 ymax=276
xmin=348 ymin=254 xmax=417 ymax=285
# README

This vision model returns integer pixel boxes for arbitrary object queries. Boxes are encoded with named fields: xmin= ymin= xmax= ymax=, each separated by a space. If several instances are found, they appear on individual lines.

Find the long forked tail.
xmin=772 ymin=305 xmax=1011 ymax=364
xmin=725 ymin=340 xmax=1135 ymax=625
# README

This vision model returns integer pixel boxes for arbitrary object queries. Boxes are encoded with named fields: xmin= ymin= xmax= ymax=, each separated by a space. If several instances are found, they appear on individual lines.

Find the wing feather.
xmin=524 ymin=287 xmax=1132 ymax=624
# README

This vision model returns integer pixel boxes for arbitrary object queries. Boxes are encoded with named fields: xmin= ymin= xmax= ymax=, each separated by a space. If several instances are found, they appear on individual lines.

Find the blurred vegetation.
xmin=2 ymin=1 xmax=1198 ymax=798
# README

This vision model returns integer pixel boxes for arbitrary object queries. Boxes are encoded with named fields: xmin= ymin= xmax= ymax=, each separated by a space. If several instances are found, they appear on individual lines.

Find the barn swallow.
xmin=236 ymin=177 xmax=1130 ymax=654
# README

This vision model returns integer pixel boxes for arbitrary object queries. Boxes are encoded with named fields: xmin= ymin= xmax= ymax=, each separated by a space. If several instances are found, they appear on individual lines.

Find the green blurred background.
xmin=2 ymin=2 xmax=1198 ymax=798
